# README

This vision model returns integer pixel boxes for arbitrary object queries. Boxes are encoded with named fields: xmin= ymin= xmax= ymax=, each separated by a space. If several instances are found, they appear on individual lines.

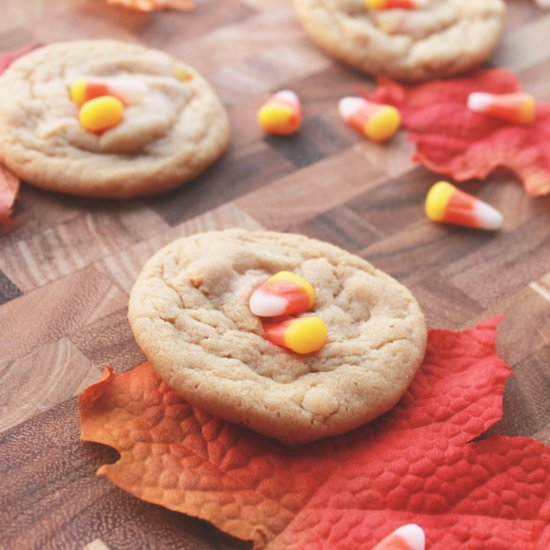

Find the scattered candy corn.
xmin=70 ymin=77 xmax=147 ymax=107
xmin=79 ymin=96 xmax=125 ymax=133
xmin=339 ymin=97 xmax=401 ymax=142
xmin=257 ymin=90 xmax=302 ymax=136
xmin=467 ymin=92 xmax=536 ymax=125
xmin=262 ymin=316 xmax=327 ymax=355
xmin=365 ymin=0 xmax=427 ymax=10
xmin=249 ymin=271 xmax=314 ymax=317
xmin=425 ymin=181 xmax=503 ymax=231
xmin=372 ymin=524 xmax=426 ymax=550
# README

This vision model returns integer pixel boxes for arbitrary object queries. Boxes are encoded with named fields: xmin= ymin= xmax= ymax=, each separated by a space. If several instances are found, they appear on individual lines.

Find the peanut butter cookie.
xmin=294 ymin=0 xmax=506 ymax=82
xmin=128 ymin=230 xmax=427 ymax=445
xmin=0 ymin=40 xmax=229 ymax=198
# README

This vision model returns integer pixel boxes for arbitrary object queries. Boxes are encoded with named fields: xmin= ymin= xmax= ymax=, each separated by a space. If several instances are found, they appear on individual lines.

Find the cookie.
xmin=0 ymin=40 xmax=229 ymax=198
xmin=128 ymin=229 xmax=427 ymax=445
xmin=293 ymin=0 xmax=506 ymax=82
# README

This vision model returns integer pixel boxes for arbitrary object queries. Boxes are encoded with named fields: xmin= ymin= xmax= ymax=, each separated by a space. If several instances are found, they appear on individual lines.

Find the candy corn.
xmin=79 ymin=96 xmax=125 ymax=133
xmin=339 ymin=97 xmax=401 ymax=142
xmin=250 ymin=271 xmax=314 ymax=317
xmin=372 ymin=524 xmax=425 ymax=550
xmin=365 ymin=0 xmax=427 ymax=10
xmin=70 ymin=79 xmax=109 ymax=107
xmin=262 ymin=317 xmax=327 ymax=355
xmin=70 ymin=77 xmax=147 ymax=107
xmin=257 ymin=90 xmax=302 ymax=136
xmin=467 ymin=92 xmax=536 ymax=125
xmin=425 ymin=181 xmax=503 ymax=231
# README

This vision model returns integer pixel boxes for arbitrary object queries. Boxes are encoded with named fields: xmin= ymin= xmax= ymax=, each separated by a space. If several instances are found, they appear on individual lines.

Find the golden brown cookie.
xmin=128 ymin=229 xmax=427 ymax=445
xmin=0 ymin=40 xmax=229 ymax=198
xmin=293 ymin=0 xmax=506 ymax=82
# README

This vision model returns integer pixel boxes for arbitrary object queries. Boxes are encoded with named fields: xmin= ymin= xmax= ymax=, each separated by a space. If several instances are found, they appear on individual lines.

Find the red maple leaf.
xmin=368 ymin=68 xmax=550 ymax=197
xmin=79 ymin=318 xmax=550 ymax=548
xmin=0 ymin=164 xmax=20 ymax=224
xmin=0 ymin=44 xmax=41 ymax=75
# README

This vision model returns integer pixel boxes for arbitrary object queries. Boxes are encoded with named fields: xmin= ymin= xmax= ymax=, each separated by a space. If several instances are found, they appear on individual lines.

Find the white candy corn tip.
xmin=467 ymin=92 xmax=494 ymax=113
xmin=249 ymin=291 xmax=287 ymax=317
xmin=274 ymin=90 xmax=299 ymax=105
xmin=393 ymin=524 xmax=425 ymax=550
xmin=338 ymin=97 xmax=365 ymax=120
xmin=104 ymin=77 xmax=148 ymax=104
xmin=475 ymin=201 xmax=504 ymax=231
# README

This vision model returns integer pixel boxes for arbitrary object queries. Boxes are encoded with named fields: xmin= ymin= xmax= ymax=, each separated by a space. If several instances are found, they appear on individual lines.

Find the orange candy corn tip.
xmin=257 ymin=90 xmax=302 ymax=136
xmin=249 ymin=271 xmax=314 ymax=317
xmin=70 ymin=77 xmax=148 ymax=107
xmin=339 ymin=96 xmax=401 ymax=142
xmin=425 ymin=181 xmax=503 ymax=231
xmin=262 ymin=316 xmax=327 ymax=355
xmin=365 ymin=0 xmax=428 ymax=10
xmin=467 ymin=92 xmax=536 ymax=124
xmin=372 ymin=524 xmax=425 ymax=550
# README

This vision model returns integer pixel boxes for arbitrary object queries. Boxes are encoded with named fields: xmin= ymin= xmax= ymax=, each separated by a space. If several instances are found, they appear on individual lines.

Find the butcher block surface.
xmin=0 ymin=1 xmax=549 ymax=548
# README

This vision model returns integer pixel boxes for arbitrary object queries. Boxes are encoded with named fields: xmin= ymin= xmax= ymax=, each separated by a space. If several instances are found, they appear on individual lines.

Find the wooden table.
xmin=1 ymin=1 xmax=549 ymax=548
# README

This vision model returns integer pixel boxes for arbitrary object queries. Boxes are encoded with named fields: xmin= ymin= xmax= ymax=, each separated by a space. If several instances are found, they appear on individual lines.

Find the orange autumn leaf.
xmin=368 ymin=69 xmax=550 ymax=196
xmin=79 ymin=318 xmax=550 ymax=549
xmin=106 ymin=0 xmax=194 ymax=12
xmin=0 ymin=164 xmax=20 ymax=224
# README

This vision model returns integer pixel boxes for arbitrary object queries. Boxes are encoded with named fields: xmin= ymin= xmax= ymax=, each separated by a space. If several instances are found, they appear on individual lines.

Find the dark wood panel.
xmin=0 ymin=269 xmax=21 ymax=305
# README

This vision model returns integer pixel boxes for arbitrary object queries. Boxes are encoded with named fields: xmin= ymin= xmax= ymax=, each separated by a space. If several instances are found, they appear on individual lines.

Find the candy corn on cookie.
xmin=0 ymin=40 xmax=229 ymax=198
xmin=128 ymin=229 xmax=427 ymax=445
xmin=293 ymin=0 xmax=506 ymax=82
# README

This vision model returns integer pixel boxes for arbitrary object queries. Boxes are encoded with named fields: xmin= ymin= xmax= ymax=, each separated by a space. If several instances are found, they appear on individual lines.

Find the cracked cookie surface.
xmin=128 ymin=230 xmax=427 ymax=444
xmin=293 ymin=0 xmax=506 ymax=82
xmin=0 ymin=40 xmax=229 ymax=198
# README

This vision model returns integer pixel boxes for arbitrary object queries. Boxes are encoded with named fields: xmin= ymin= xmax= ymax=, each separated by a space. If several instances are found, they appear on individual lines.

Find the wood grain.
xmin=0 ymin=399 xmax=249 ymax=550
xmin=0 ymin=0 xmax=549 ymax=548
xmin=0 ymin=338 xmax=101 ymax=432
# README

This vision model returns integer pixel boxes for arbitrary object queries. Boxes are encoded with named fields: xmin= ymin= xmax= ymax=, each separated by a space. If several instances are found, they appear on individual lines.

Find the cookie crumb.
xmin=302 ymin=387 xmax=339 ymax=416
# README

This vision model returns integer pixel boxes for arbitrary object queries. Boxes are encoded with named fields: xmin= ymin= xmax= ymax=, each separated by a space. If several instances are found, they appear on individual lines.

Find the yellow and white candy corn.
xmin=372 ymin=524 xmax=425 ymax=550
xmin=258 ymin=90 xmax=302 ymax=136
xmin=365 ymin=0 xmax=427 ymax=10
xmin=70 ymin=77 xmax=147 ymax=107
xmin=339 ymin=97 xmax=401 ymax=142
xmin=262 ymin=316 xmax=327 ymax=355
xmin=79 ymin=96 xmax=125 ymax=133
xmin=250 ymin=271 xmax=314 ymax=317
xmin=425 ymin=181 xmax=503 ymax=231
xmin=467 ymin=92 xmax=536 ymax=125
